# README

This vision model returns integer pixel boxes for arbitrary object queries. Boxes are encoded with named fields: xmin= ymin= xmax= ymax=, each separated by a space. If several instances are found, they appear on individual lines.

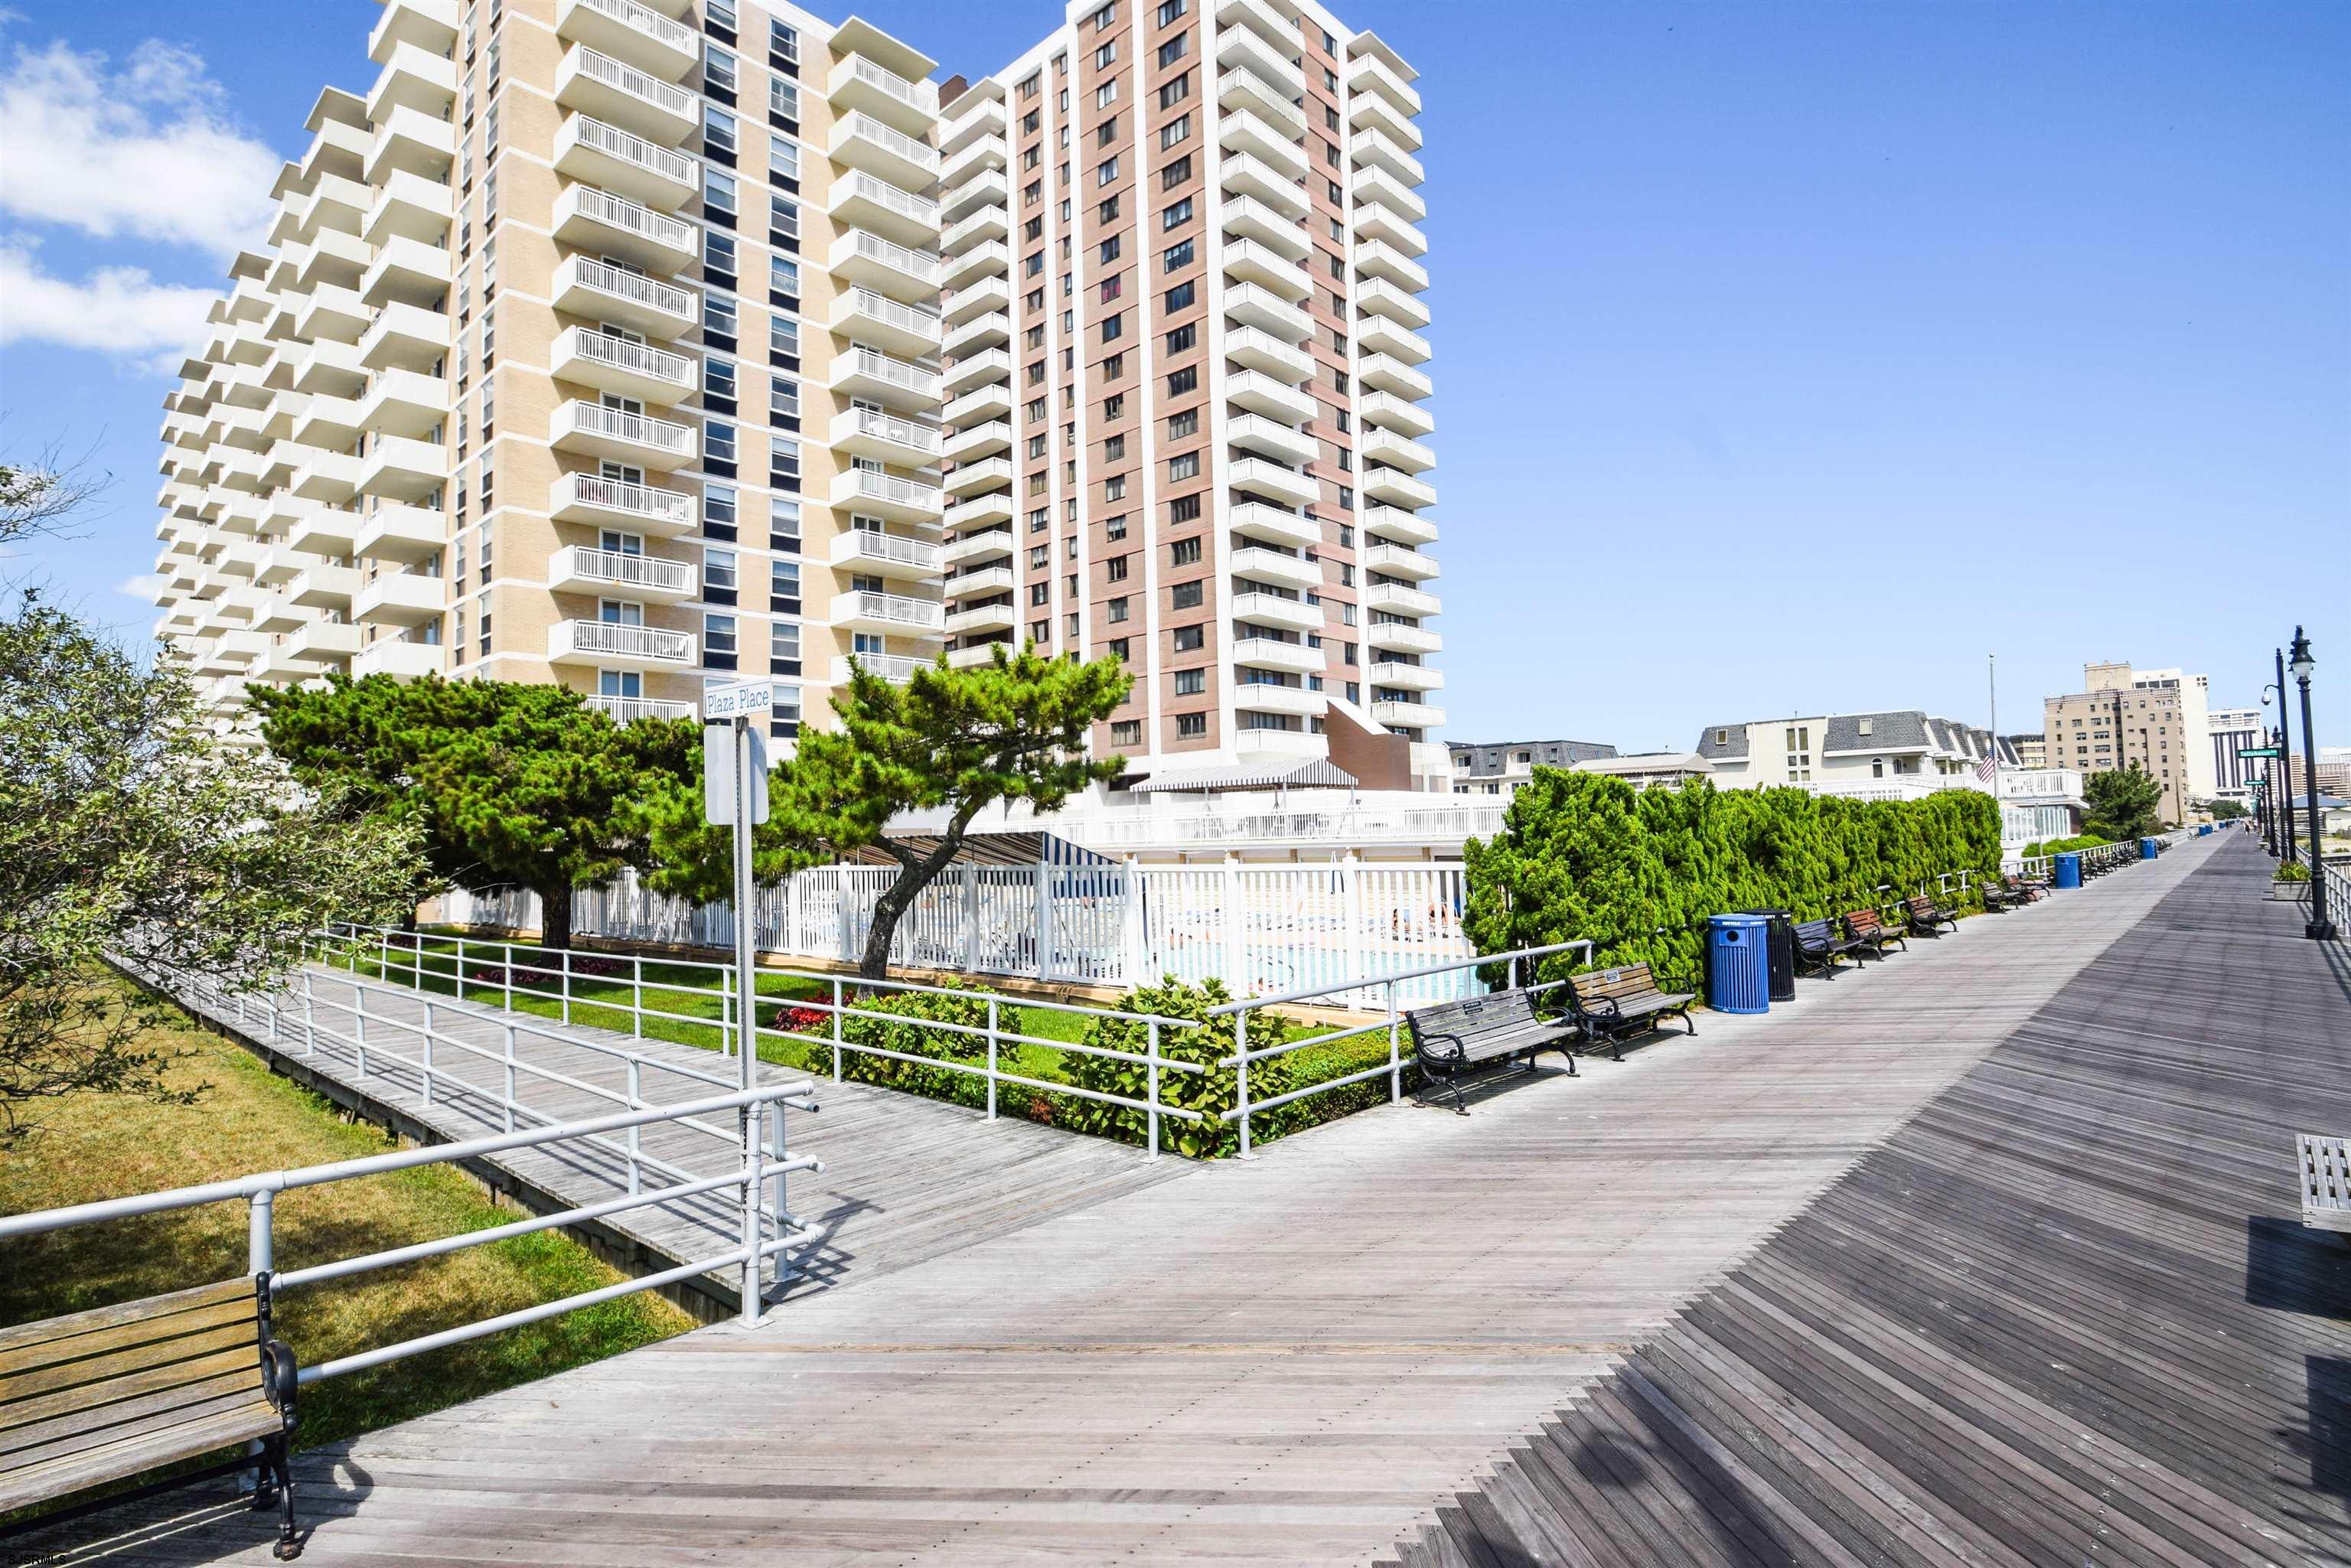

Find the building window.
xmin=1166 ymin=453 xmax=1199 ymax=481
xmin=1163 ymin=238 xmax=1193 ymax=270
xmin=1165 ymin=280 xmax=1195 ymax=312
xmin=1170 ymin=580 xmax=1202 ymax=609
xmin=1176 ymin=712 xmax=1207 ymax=738
xmin=704 ymin=613 xmax=737 ymax=661
xmin=1169 ymin=494 xmax=1200 ymax=523
xmin=704 ymin=548 xmax=738 ymax=596
xmin=1167 ymin=409 xmax=1197 ymax=438
xmin=1172 ymin=624 xmax=1204 ymax=652
xmin=1169 ymin=536 xmax=1200 ymax=566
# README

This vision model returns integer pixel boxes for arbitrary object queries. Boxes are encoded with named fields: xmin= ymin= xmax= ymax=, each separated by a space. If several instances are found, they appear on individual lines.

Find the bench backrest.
xmin=0 ymin=1277 xmax=272 ymax=1510
xmin=1792 ymin=918 xmax=1837 ymax=947
xmin=1573 ymin=963 xmax=1663 ymax=1004
xmin=1408 ymin=989 xmax=1537 ymax=1044
xmin=1844 ymin=908 xmax=1885 ymax=937
xmin=1905 ymin=895 xmax=1935 ymax=916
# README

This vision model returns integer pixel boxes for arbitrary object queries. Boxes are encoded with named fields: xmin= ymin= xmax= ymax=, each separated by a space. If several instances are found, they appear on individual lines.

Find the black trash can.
xmin=1739 ymin=908 xmax=1798 ymax=1002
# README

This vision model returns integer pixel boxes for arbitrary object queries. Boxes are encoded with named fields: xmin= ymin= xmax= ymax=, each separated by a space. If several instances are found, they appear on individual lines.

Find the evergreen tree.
xmin=2082 ymin=764 xmax=2164 ymax=839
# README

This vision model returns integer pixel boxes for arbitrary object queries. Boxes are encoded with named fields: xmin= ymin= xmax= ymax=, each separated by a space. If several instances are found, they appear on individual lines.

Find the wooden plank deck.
xmin=19 ymin=833 xmax=2326 ymax=1566
xmin=159 ymin=965 xmax=1190 ymax=1313
xmin=1386 ymin=831 xmax=2351 ymax=1567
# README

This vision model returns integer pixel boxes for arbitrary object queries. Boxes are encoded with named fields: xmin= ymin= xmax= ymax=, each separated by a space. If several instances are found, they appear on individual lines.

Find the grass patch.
xmin=0 ymin=984 xmax=696 ymax=1478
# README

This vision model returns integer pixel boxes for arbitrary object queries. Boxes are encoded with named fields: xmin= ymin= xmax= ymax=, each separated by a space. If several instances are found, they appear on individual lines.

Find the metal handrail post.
xmin=766 ymin=1103 xmax=791 ymax=1294
xmin=353 ymin=989 xmax=368 ymax=1081
xmin=301 ymin=972 xmax=316 ymax=1057
xmin=502 ymin=1021 xmax=517 ymax=1133
xmin=1386 ymin=980 xmax=1401 ymax=1103
xmin=739 ymin=1100 xmax=766 ymax=1328
xmin=1146 ymin=1020 xmax=1162 ymax=1159
xmin=247 ymin=1185 xmax=276 ymax=1275
xmin=421 ymin=1000 xmax=435 ymax=1106
xmin=986 ymin=997 xmax=999 ymax=1120
xmin=632 ymin=957 xmax=644 ymax=1040
xmin=831 ymin=977 xmax=844 ymax=1082
xmin=504 ymin=943 xmax=514 ymax=1012
xmin=625 ymin=1058 xmax=641 ymax=1196
xmin=561 ymin=947 xmax=572 ymax=1026
xmin=1234 ymin=1009 xmax=1253 ymax=1160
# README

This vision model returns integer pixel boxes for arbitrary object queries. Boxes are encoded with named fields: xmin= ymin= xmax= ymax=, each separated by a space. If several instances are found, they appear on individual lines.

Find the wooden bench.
xmin=1980 ymin=880 xmax=2025 ymax=911
xmin=2299 ymin=1134 xmax=2351 ymax=1236
xmin=0 ymin=1276 xmax=301 ymax=1560
xmin=1841 ymin=908 xmax=1907 ymax=959
xmin=1903 ymin=894 xmax=1958 ymax=937
xmin=1404 ymin=989 xmax=1581 ymax=1114
xmin=1563 ymin=962 xmax=1696 ymax=1061
xmin=1792 ymin=917 xmax=1867 ymax=977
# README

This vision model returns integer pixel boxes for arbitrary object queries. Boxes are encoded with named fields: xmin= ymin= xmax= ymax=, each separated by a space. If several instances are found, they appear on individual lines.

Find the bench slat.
xmin=0 ymin=1399 xmax=281 ymax=1515
xmin=0 ymin=1322 xmax=257 ymax=1403
xmin=0 ymin=1345 xmax=258 ymax=1439
xmin=0 ymin=1279 xmax=250 ymax=1360
xmin=0 ymin=1365 xmax=263 ymax=1462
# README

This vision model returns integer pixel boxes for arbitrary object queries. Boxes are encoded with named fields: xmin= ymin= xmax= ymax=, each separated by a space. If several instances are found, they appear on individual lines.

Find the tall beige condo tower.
xmin=148 ymin=0 xmax=1439 ymax=789
xmin=2042 ymin=660 xmax=2213 ymax=825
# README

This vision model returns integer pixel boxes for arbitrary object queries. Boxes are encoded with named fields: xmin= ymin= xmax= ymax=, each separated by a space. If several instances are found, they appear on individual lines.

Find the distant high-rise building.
xmin=2207 ymin=705 xmax=2264 ymax=807
xmin=2042 ymin=661 xmax=2212 ymax=823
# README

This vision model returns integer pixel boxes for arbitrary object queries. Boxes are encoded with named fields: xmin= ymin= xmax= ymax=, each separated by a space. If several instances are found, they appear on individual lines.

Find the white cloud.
xmin=0 ymin=238 xmax=214 ymax=364
xmin=116 ymin=573 xmax=168 ymax=601
xmin=0 ymin=38 xmax=280 ymax=257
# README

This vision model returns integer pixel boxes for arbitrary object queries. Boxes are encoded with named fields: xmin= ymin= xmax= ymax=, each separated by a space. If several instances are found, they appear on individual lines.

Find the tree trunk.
xmin=537 ymin=884 xmax=574 ymax=954
xmin=858 ymin=881 xmax=911 ymax=980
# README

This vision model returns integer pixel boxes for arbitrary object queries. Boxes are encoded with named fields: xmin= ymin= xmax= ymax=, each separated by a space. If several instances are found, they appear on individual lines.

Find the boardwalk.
xmin=16 ymin=833 xmax=2346 ymax=1566
xmin=163 ymin=967 xmax=1188 ymax=1312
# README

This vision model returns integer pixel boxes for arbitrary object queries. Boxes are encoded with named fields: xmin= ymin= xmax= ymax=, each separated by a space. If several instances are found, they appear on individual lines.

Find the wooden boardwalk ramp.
xmin=16 ymin=833 xmax=2346 ymax=1565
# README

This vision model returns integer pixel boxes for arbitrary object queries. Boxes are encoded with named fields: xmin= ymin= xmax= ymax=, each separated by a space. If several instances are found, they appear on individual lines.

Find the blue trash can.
xmin=2055 ymin=852 xmax=2082 ymax=889
xmin=1706 ymin=914 xmax=1770 ymax=1015
xmin=2199 ymin=824 xmax=2212 ymax=837
xmin=2140 ymin=836 xmax=2161 ymax=859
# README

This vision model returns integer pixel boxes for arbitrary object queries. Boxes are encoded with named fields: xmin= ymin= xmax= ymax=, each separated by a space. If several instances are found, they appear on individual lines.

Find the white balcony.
xmin=355 ymin=503 xmax=447 ymax=563
xmin=831 ymin=652 xmax=924 ymax=685
xmin=1352 ymin=128 xmax=1425 ymax=188
xmin=1358 ymin=315 xmax=1432 ymax=366
xmin=937 ymin=132 xmax=1009 ymax=192
xmin=285 ymin=504 xmax=361 ymax=558
xmin=939 ymin=201 xmax=1008 ymax=253
xmin=553 ymin=184 xmax=698 ymax=270
xmin=1364 ymin=465 xmax=1436 ymax=509
xmin=941 ymin=528 xmax=1014 ymax=566
xmin=1234 ymin=683 xmax=1325 ymax=719
xmin=292 ymin=337 xmax=367 ymax=395
xmin=553 ymin=254 xmax=698 ymax=335
xmin=939 ymin=168 xmax=1009 ymax=227
xmin=548 ymin=618 xmax=696 ymax=670
xmin=556 ymin=0 xmax=699 ymax=81
xmin=830 ymin=468 xmax=944 ymax=524
xmin=942 ymin=267 xmax=1011 ymax=321
xmin=1357 ymin=240 xmax=1430 ymax=293
xmin=1228 ymin=413 xmax=1318 ymax=466
xmin=359 ymin=367 xmax=449 ymax=442
xmin=1365 ymin=541 xmax=1438 ymax=581
xmin=830 ymin=286 xmax=944 ymax=357
xmin=555 ymin=47 xmax=698 ymax=145
xmin=359 ymin=235 xmax=450 ymax=308
xmin=828 ymin=229 xmax=941 ymax=301
xmin=553 ymin=115 xmax=700 ymax=210
xmin=943 ymin=490 xmax=1014 ymax=531
xmin=549 ymin=543 xmax=696 ymax=601
xmin=1360 ymin=390 xmax=1434 ymax=439
xmin=552 ymin=326 xmax=697 ymax=403
xmin=298 ymin=283 xmax=372 ymax=344
xmin=942 ymin=309 xmax=1009 ymax=360
xmin=827 ymin=171 xmax=941 ymax=249
xmin=1354 ymin=200 xmax=1427 ymax=259
xmin=1359 ymin=353 xmax=1433 ymax=400
xmin=1219 ymin=152 xmax=1310 ymax=217
xmin=1229 ymin=592 xmax=1322 ymax=632
xmin=370 ymin=0 xmax=459 ymax=63
xmin=830 ymin=590 xmax=946 ymax=636
xmin=548 ymin=471 xmax=696 ymax=534
xmin=831 ymin=406 xmax=942 ymax=465
xmin=1362 ymin=427 xmax=1436 ymax=476
xmin=1221 ymin=196 xmax=1311 ymax=260
xmin=295 ymin=393 xmax=364 ymax=450
xmin=1229 ymin=501 xmax=1318 ymax=549
xmin=828 ymin=112 xmax=939 ymax=191
xmin=588 ymin=694 xmax=696 ymax=724
xmin=367 ymin=41 xmax=457 ymax=122
xmin=1218 ymin=68 xmax=1306 ymax=136
xmin=1371 ymin=699 xmax=1444 ymax=731
xmin=1225 ymin=282 xmax=1312 ymax=341
xmin=1368 ymin=660 xmax=1443 ymax=691
xmin=1216 ymin=21 xmax=1300 ymax=93
xmin=941 ymin=347 xmax=1012 ymax=396
xmin=944 ymin=601 xmax=1019 ymax=636
xmin=828 ymin=54 xmax=937 ymax=138
xmin=1348 ymin=51 xmax=1423 ymax=119
xmin=943 ymin=419 xmax=1012 ymax=463
xmin=1355 ymin=163 xmax=1427 ymax=224
xmin=365 ymin=103 xmax=456 ymax=185
xmin=829 ymin=528 xmax=943 ymax=581
xmin=1230 ymin=546 xmax=1322 ymax=591
xmin=1228 ymin=457 xmax=1319 ymax=507
xmin=549 ymin=400 xmax=696 ymax=468
xmin=1227 ymin=370 xmax=1316 ymax=423
xmin=1348 ymin=86 xmax=1422 ymax=152
xmin=1218 ymin=109 xmax=1309 ymax=182
xmin=1224 ymin=326 xmax=1315 ymax=380
xmin=1366 ymin=582 xmax=1440 ymax=617
xmin=357 ymin=301 xmax=450 ymax=373
xmin=354 ymin=571 xmax=445 ymax=626
xmin=1231 ymin=637 xmax=1323 ymax=675
xmin=1362 ymin=504 xmax=1438 ymax=547
xmin=362 ymin=168 xmax=453 ymax=249
xmin=291 ymin=451 xmax=364 ymax=504
xmin=1366 ymin=621 xmax=1441 ymax=656
xmin=288 ymin=620 xmax=364 ymax=667
xmin=1224 ymin=238 xmax=1311 ymax=301
xmin=829 ymin=346 xmax=942 ymax=410
xmin=943 ymin=457 xmax=1014 ymax=499
xmin=289 ymin=564 xmax=361 ymax=609
xmin=938 ymin=90 xmax=1006 ymax=155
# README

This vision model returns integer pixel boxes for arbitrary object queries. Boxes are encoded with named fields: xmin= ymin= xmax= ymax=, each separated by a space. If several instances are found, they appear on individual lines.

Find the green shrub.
xmin=1463 ymin=774 xmax=2002 ymax=990
xmin=2025 ymin=833 xmax=2110 ymax=858
xmin=2276 ymin=860 xmax=2311 ymax=883
xmin=1057 ymin=976 xmax=1294 ymax=1159
xmin=813 ymin=986 xmax=997 ymax=1109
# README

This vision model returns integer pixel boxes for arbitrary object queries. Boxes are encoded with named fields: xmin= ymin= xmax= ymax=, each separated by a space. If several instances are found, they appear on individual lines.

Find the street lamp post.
xmin=2274 ymin=650 xmax=2301 ymax=874
xmin=2288 ymin=627 xmax=2335 ymax=942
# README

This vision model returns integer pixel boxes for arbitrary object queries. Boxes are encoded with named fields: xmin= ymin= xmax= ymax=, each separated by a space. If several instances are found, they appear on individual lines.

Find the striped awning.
xmin=855 ymin=829 xmax=1120 ymax=868
xmin=1127 ymin=758 xmax=1359 ymax=795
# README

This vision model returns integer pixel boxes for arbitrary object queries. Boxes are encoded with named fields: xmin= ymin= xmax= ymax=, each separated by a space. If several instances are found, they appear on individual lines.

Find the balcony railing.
xmin=555 ymin=619 xmax=694 ymax=663
xmin=560 ymin=184 xmax=696 ymax=253
xmin=831 ymin=171 xmax=940 ymax=229
xmin=551 ymin=471 xmax=696 ymax=529
xmin=834 ymin=406 xmax=943 ymax=455
xmin=834 ymin=112 xmax=940 ymax=176
xmin=560 ymin=328 xmax=696 ymax=386
xmin=554 ymin=545 xmax=694 ymax=595
xmin=569 ymin=46 xmax=696 ymax=119
xmin=560 ymin=114 xmax=699 ymax=189
xmin=832 ymin=652 xmax=924 ymax=684
xmin=587 ymin=694 xmax=696 ymax=723
xmin=833 ymin=228 xmax=942 ymax=286
xmin=838 ymin=346 xmax=942 ymax=399
xmin=833 ymin=530 xmax=942 ymax=573
xmin=831 ymin=590 xmax=947 ymax=632
xmin=568 ymin=0 xmax=696 ymax=53
xmin=833 ymin=54 xmax=938 ymax=117
xmin=559 ymin=255 xmax=696 ymax=320
xmin=839 ymin=286 xmax=943 ymax=339
xmin=553 ymin=401 xmax=696 ymax=457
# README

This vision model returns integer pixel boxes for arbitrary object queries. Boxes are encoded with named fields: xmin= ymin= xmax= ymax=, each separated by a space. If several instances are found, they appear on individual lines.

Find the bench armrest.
xmin=262 ymin=1339 xmax=300 ymax=1429
xmin=1416 ymin=1031 xmax=1468 ymax=1064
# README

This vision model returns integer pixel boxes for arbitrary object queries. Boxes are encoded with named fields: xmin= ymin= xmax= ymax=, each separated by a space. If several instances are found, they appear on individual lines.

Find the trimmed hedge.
xmin=812 ymin=986 xmax=997 ymax=1110
xmin=1462 ymin=774 xmax=2001 ymax=992
xmin=1058 ymin=976 xmax=1293 ymax=1159
xmin=2022 ymin=833 xmax=2110 ymax=857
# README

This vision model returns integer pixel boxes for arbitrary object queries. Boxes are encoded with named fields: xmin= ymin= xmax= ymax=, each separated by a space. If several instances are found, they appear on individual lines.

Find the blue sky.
xmin=2 ymin=1 xmax=2344 ymax=751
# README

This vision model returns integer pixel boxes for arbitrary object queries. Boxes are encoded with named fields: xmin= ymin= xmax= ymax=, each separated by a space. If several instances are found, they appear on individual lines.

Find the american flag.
xmin=1977 ymin=753 xmax=1999 ymax=784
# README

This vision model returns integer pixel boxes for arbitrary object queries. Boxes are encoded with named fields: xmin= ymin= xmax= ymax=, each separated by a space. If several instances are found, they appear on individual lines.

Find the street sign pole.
xmin=703 ymin=678 xmax=779 ymax=1310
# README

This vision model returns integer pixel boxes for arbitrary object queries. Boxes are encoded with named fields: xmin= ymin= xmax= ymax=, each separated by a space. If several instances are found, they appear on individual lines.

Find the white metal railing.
xmin=18 ymin=958 xmax=818 ymax=1348
xmin=833 ymin=652 xmax=922 ymax=683
xmin=837 ymin=54 xmax=937 ymax=116
xmin=836 ymin=112 xmax=940 ymax=174
xmin=553 ymin=471 xmax=696 ymax=527
xmin=554 ymin=544 xmax=693 ymax=594
xmin=840 ymin=345 xmax=942 ymax=398
xmin=836 ymin=469 xmax=942 ymax=510
xmin=840 ymin=287 xmax=944 ymax=338
xmin=838 ymin=227 xmax=942 ymax=284
xmin=562 ymin=184 xmax=696 ymax=252
xmin=837 ymin=406 xmax=942 ymax=455
xmin=833 ymin=171 xmax=940 ymax=228
xmin=588 ymin=693 xmax=695 ymax=723
xmin=561 ymin=254 xmax=696 ymax=318
xmin=557 ymin=400 xmax=696 ymax=456
xmin=1211 ymin=943 xmax=1593 ymax=1159
xmin=570 ymin=0 xmax=697 ymax=53
xmin=320 ymin=927 xmax=1212 ymax=1159
xmin=570 ymin=46 xmax=696 ymax=119
xmin=835 ymin=529 xmax=941 ymax=571
xmin=563 ymin=113 xmax=700 ymax=187
xmin=558 ymin=619 xmax=693 ymax=661
xmin=832 ymin=589 xmax=946 ymax=630
xmin=561 ymin=327 xmax=695 ymax=385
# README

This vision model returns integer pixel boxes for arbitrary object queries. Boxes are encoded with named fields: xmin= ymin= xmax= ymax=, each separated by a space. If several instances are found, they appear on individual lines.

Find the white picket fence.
xmin=439 ymin=859 xmax=1479 ymax=1009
